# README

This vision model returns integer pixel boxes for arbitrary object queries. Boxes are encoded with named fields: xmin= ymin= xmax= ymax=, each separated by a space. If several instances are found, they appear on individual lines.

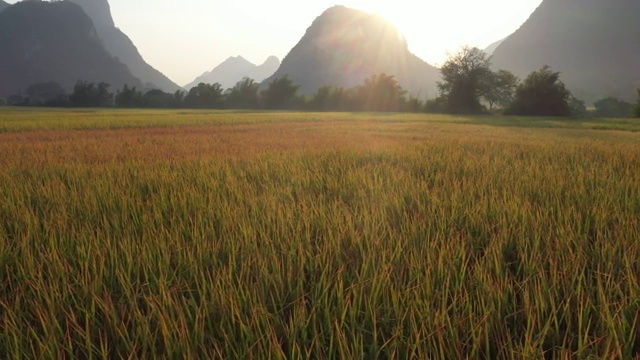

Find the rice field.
xmin=1 ymin=108 xmax=639 ymax=358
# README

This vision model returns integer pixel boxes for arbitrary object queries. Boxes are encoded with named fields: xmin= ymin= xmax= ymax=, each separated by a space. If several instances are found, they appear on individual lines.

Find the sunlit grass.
xmin=0 ymin=107 xmax=639 ymax=132
xmin=0 ymin=109 xmax=639 ymax=358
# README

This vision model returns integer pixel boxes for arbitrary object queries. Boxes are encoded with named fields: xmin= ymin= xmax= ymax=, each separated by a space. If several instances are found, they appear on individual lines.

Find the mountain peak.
xmin=184 ymin=55 xmax=280 ymax=90
xmin=263 ymin=5 xmax=436 ymax=97
xmin=492 ymin=0 xmax=640 ymax=102
xmin=0 ymin=0 xmax=141 ymax=97
xmin=68 ymin=0 xmax=114 ymax=28
xmin=262 ymin=56 xmax=280 ymax=67
xmin=68 ymin=0 xmax=180 ymax=92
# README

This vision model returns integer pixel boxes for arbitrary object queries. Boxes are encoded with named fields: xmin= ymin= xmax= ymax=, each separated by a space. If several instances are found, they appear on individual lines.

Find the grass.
xmin=1 ymin=109 xmax=639 ymax=358
xmin=1 ymin=106 xmax=639 ymax=132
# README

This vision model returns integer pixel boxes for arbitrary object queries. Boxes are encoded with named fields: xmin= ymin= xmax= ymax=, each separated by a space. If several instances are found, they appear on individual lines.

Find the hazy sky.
xmin=6 ymin=0 xmax=543 ymax=86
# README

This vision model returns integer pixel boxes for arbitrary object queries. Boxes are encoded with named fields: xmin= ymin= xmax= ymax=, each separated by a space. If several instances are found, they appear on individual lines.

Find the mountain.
xmin=0 ymin=1 xmax=10 ymax=13
xmin=0 ymin=1 xmax=142 ymax=97
xmin=484 ymin=38 xmax=505 ymax=55
xmin=263 ymin=6 xmax=439 ymax=98
xmin=184 ymin=56 xmax=280 ymax=91
xmin=68 ymin=0 xmax=181 ymax=92
xmin=491 ymin=0 xmax=640 ymax=102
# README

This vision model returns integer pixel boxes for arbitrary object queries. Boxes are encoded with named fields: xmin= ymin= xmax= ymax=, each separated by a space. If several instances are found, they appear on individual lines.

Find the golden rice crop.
xmin=1 ymin=109 xmax=639 ymax=358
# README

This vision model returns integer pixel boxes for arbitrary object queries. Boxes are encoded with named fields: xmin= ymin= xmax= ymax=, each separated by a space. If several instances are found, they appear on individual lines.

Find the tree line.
xmin=2 ymin=46 xmax=640 ymax=118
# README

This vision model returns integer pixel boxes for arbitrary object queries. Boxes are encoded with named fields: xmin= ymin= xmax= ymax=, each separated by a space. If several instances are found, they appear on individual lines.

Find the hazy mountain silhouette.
xmin=263 ymin=6 xmax=439 ymax=98
xmin=484 ymin=38 xmax=505 ymax=55
xmin=184 ymin=56 xmax=280 ymax=91
xmin=492 ymin=0 xmax=640 ymax=102
xmin=68 ymin=0 xmax=181 ymax=92
xmin=0 ymin=1 xmax=141 ymax=97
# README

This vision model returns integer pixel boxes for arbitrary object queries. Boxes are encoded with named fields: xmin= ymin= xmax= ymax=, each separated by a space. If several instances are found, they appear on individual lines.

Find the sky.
xmin=6 ymin=0 xmax=543 ymax=86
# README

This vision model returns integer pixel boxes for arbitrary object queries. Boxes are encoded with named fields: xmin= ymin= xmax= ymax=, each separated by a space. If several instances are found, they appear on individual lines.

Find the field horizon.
xmin=1 ymin=109 xmax=639 ymax=358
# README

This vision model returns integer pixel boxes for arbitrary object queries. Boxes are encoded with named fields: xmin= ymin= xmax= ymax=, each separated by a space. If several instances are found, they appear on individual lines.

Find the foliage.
xmin=402 ymin=95 xmax=424 ymax=113
xmin=424 ymin=95 xmax=448 ymax=113
xmin=569 ymin=95 xmax=588 ymax=118
xmin=25 ymin=81 xmax=66 ymax=106
xmin=505 ymin=65 xmax=572 ymax=116
xmin=481 ymin=69 xmax=519 ymax=112
xmin=262 ymin=75 xmax=300 ymax=110
xmin=310 ymin=86 xmax=359 ymax=112
xmin=140 ymin=89 xmax=176 ymax=108
xmin=0 ymin=110 xmax=639 ymax=358
xmin=438 ymin=46 xmax=492 ymax=114
xmin=0 ymin=97 xmax=5 ymax=106
xmin=357 ymin=73 xmax=406 ymax=112
xmin=184 ymin=82 xmax=225 ymax=109
xmin=633 ymin=89 xmax=640 ymax=118
xmin=593 ymin=97 xmax=634 ymax=118
xmin=225 ymin=78 xmax=260 ymax=109
xmin=115 ymin=84 xmax=144 ymax=108
xmin=69 ymin=80 xmax=113 ymax=107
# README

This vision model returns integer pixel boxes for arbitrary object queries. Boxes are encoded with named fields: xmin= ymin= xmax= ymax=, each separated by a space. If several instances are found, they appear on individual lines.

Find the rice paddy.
xmin=1 ymin=108 xmax=639 ymax=358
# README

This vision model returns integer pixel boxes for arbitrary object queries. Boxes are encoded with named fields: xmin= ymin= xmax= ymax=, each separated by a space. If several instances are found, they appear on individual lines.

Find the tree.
xmin=402 ymin=95 xmax=424 ymax=113
xmin=142 ymin=89 xmax=178 ymax=108
xmin=173 ymin=90 xmax=186 ymax=108
xmin=310 ymin=86 xmax=333 ymax=111
xmin=225 ymin=78 xmax=260 ymax=109
xmin=115 ymin=84 xmax=143 ymax=108
xmin=632 ymin=90 xmax=640 ymax=118
xmin=315 ymin=86 xmax=360 ymax=112
xmin=424 ymin=95 xmax=448 ymax=113
xmin=262 ymin=76 xmax=300 ymax=110
xmin=593 ymin=97 xmax=633 ymax=118
xmin=69 ymin=81 xmax=113 ymax=107
xmin=26 ymin=81 xmax=66 ymax=106
xmin=505 ymin=66 xmax=572 ymax=116
xmin=357 ymin=73 xmax=406 ymax=112
xmin=184 ymin=82 xmax=224 ymax=109
xmin=481 ymin=70 xmax=519 ymax=112
xmin=568 ymin=95 xmax=588 ymax=118
xmin=437 ymin=46 xmax=492 ymax=114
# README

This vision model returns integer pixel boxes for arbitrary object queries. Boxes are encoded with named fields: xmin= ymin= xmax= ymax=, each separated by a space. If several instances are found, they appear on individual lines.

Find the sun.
xmin=340 ymin=1 xmax=456 ymax=66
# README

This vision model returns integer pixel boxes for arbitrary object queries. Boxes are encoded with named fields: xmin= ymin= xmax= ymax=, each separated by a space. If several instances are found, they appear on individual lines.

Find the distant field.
xmin=1 ymin=109 xmax=639 ymax=358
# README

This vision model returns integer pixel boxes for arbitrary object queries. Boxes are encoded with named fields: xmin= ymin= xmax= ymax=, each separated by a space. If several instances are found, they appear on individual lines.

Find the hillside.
xmin=0 ymin=1 xmax=10 ymax=13
xmin=0 ymin=1 xmax=141 ymax=97
xmin=492 ymin=0 xmax=640 ymax=102
xmin=263 ymin=6 xmax=439 ymax=98
xmin=484 ymin=38 xmax=505 ymax=55
xmin=184 ymin=56 xmax=280 ymax=91
xmin=68 ymin=0 xmax=181 ymax=92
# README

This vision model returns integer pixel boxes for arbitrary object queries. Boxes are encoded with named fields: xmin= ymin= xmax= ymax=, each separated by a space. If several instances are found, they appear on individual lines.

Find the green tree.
xmin=357 ymin=73 xmax=406 ymax=112
xmin=262 ymin=76 xmax=300 ymax=110
xmin=505 ymin=66 xmax=572 ymax=116
xmin=424 ymin=95 xmax=448 ymax=114
xmin=437 ymin=46 xmax=492 ymax=114
xmin=481 ymin=70 xmax=519 ymax=112
xmin=26 ymin=81 xmax=66 ymax=106
xmin=173 ymin=90 xmax=186 ymax=108
xmin=593 ymin=97 xmax=633 ymax=118
xmin=225 ymin=78 xmax=260 ymax=109
xmin=310 ymin=86 xmax=333 ymax=111
xmin=402 ymin=95 xmax=424 ymax=113
xmin=69 ymin=81 xmax=113 ymax=107
xmin=142 ymin=89 xmax=178 ymax=108
xmin=115 ymin=84 xmax=143 ymax=108
xmin=568 ymin=95 xmax=588 ymax=118
xmin=632 ymin=90 xmax=640 ymax=118
xmin=184 ymin=82 xmax=224 ymax=109
xmin=324 ymin=87 xmax=358 ymax=112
